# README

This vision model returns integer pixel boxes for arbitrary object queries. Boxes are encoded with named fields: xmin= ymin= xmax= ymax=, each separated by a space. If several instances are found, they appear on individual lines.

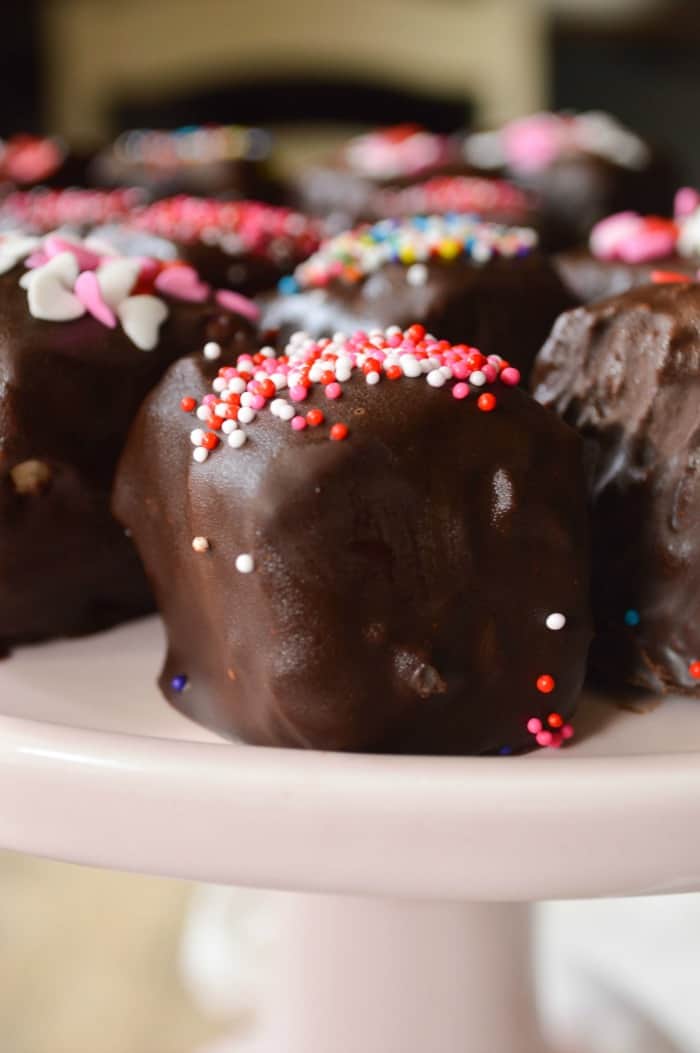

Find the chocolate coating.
xmin=0 ymin=273 xmax=255 ymax=651
xmin=262 ymin=254 xmax=576 ymax=382
xmin=555 ymin=246 xmax=697 ymax=304
xmin=114 ymin=345 xmax=591 ymax=755
xmin=532 ymin=282 xmax=700 ymax=694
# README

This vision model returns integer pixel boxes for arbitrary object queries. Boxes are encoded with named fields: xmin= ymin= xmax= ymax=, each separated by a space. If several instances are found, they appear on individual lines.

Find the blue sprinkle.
xmin=624 ymin=609 xmax=641 ymax=627
xmin=171 ymin=674 xmax=188 ymax=693
xmin=278 ymin=275 xmax=299 ymax=295
xmin=498 ymin=745 xmax=513 ymax=756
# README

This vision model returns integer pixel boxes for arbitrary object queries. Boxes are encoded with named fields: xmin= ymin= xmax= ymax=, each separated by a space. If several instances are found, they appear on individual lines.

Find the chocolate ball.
xmin=532 ymin=281 xmax=700 ymax=694
xmin=114 ymin=327 xmax=591 ymax=755
xmin=0 ymin=230 xmax=255 ymax=651
xmin=261 ymin=216 xmax=576 ymax=382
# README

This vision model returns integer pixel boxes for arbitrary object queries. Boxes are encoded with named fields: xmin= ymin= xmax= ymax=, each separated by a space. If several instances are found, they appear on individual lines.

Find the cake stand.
xmin=2 ymin=616 xmax=700 ymax=1053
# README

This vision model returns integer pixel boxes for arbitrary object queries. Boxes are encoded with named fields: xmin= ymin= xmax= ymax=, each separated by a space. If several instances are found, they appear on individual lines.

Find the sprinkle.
xmin=285 ymin=215 xmax=538 ymax=293
xmin=689 ymin=661 xmax=700 ymax=680
xmin=545 ymin=612 xmax=566 ymax=631
xmin=235 ymin=553 xmax=255 ymax=574
xmin=306 ymin=408 xmax=324 ymax=427
xmin=536 ymin=730 xmax=554 ymax=747
xmin=181 ymin=396 xmax=196 ymax=412
xmin=624 ymin=608 xmax=640 ymax=627
xmin=477 ymin=393 xmax=497 ymax=412
xmin=536 ymin=674 xmax=555 ymax=694
xmin=427 ymin=369 xmax=446 ymax=388
xmin=527 ymin=717 xmax=543 ymax=734
xmin=330 ymin=422 xmax=349 ymax=441
xmin=498 ymin=745 xmax=513 ymax=756
xmin=190 ymin=428 xmax=205 ymax=445
xmin=238 ymin=406 xmax=256 ymax=424
xmin=325 ymin=382 xmax=342 ymax=399
xmin=452 ymin=382 xmax=469 ymax=400
xmin=547 ymin=712 xmax=564 ymax=729
xmin=291 ymin=415 xmax=307 ymax=431
xmin=406 ymin=263 xmax=428 ymax=286
xmin=470 ymin=370 xmax=486 ymax=387
xmin=171 ymin=675 xmax=188 ymax=692
xmin=203 ymin=341 xmax=222 ymax=360
xmin=500 ymin=367 xmax=521 ymax=386
xmin=192 ymin=536 xmax=209 ymax=553
xmin=193 ymin=447 xmax=209 ymax=463
xmin=228 ymin=430 xmax=247 ymax=448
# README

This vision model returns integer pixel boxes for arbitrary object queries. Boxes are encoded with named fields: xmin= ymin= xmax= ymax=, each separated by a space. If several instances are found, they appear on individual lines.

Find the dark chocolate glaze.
xmin=90 ymin=153 xmax=269 ymax=203
xmin=114 ymin=351 xmax=591 ymax=755
xmin=532 ymin=282 xmax=700 ymax=694
xmin=0 ymin=272 xmax=255 ymax=651
xmin=175 ymin=238 xmax=309 ymax=297
xmin=554 ymin=247 xmax=697 ymax=304
xmin=261 ymin=255 xmax=577 ymax=382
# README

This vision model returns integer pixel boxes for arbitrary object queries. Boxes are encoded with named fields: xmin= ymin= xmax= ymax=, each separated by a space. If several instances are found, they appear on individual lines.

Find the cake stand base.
xmin=203 ymin=895 xmax=549 ymax=1053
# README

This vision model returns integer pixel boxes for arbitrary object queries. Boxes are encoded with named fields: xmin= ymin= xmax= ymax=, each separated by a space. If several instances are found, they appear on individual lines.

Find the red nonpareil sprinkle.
xmin=200 ymin=431 xmax=220 ymax=450
xmin=651 ymin=270 xmax=693 ymax=284
xmin=180 ymin=396 xmax=196 ymax=412
xmin=306 ymin=408 xmax=325 ymax=427
xmin=330 ymin=422 xmax=349 ymax=441
xmin=547 ymin=712 xmax=564 ymax=728
xmin=689 ymin=661 xmax=700 ymax=680
xmin=536 ymin=675 xmax=555 ymax=694
xmin=477 ymin=393 xmax=497 ymax=412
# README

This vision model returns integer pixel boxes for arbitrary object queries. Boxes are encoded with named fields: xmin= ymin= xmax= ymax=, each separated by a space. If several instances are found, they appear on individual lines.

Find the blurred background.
xmin=3 ymin=0 xmax=700 ymax=1050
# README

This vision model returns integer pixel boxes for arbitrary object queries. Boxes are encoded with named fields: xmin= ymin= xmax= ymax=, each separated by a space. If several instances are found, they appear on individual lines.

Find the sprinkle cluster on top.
xmin=278 ymin=214 xmax=538 ymax=294
xmin=181 ymin=323 xmax=521 ymax=462
xmin=0 ymin=229 xmax=259 ymax=350
xmin=343 ymin=124 xmax=453 ymax=180
xmin=588 ymin=187 xmax=700 ymax=266
xmin=0 ymin=187 xmax=145 ymax=232
xmin=132 ymin=196 xmax=321 ymax=261
xmin=465 ymin=110 xmax=650 ymax=173
xmin=110 ymin=124 xmax=272 ymax=167
xmin=377 ymin=175 xmax=531 ymax=222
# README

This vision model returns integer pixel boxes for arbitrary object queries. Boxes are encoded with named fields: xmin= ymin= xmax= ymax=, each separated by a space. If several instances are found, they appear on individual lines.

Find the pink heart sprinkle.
xmin=44 ymin=235 xmax=101 ymax=272
xmin=154 ymin=265 xmax=210 ymax=303
xmin=215 ymin=288 xmax=261 ymax=322
xmin=675 ymin=187 xmax=700 ymax=220
xmin=136 ymin=256 xmax=161 ymax=284
xmin=25 ymin=250 xmax=49 ymax=269
xmin=74 ymin=270 xmax=117 ymax=328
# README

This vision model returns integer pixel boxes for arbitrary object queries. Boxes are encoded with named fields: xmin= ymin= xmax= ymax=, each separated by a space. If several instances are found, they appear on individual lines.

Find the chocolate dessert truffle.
xmin=555 ymin=188 xmax=700 ymax=303
xmin=90 ymin=124 xmax=274 ymax=201
xmin=0 ymin=230 xmax=255 ymax=651
xmin=464 ymin=111 xmax=673 ymax=249
xmin=293 ymin=124 xmax=468 ymax=229
xmin=114 ymin=326 xmax=591 ymax=755
xmin=532 ymin=280 xmax=700 ymax=695
xmin=261 ymin=215 xmax=576 ymax=381
xmin=121 ymin=195 xmax=321 ymax=295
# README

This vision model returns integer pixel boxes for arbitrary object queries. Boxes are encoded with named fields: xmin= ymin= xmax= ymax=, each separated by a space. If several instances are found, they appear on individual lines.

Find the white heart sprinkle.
xmin=117 ymin=294 xmax=168 ymax=351
xmin=26 ymin=253 xmax=85 ymax=321
xmin=96 ymin=257 xmax=141 ymax=309
xmin=0 ymin=233 xmax=40 ymax=275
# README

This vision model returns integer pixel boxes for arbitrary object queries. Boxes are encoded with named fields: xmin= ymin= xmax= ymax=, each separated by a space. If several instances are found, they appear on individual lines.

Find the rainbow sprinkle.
xmin=279 ymin=215 xmax=538 ymax=294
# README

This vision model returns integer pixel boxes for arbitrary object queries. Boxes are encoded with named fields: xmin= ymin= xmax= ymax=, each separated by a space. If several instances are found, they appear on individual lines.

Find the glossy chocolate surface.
xmin=115 ymin=343 xmax=591 ymax=755
xmin=533 ymin=282 xmax=700 ymax=693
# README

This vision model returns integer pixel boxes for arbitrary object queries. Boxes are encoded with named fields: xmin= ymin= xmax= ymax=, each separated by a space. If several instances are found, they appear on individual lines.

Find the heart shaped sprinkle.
xmin=43 ymin=234 xmax=101 ymax=272
xmin=27 ymin=254 xmax=85 ymax=321
xmin=95 ymin=257 xmax=141 ymax=308
xmin=0 ymin=233 xmax=41 ymax=275
xmin=74 ymin=270 xmax=117 ymax=327
xmin=117 ymin=294 xmax=168 ymax=350
xmin=154 ymin=264 xmax=211 ymax=303
xmin=215 ymin=287 xmax=261 ymax=321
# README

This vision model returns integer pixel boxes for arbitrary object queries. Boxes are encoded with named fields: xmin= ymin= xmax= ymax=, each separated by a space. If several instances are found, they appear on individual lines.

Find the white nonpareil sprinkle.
xmin=193 ymin=447 xmax=209 ymax=463
xmin=196 ymin=405 xmax=210 ymax=421
xmin=192 ymin=536 xmax=210 ymax=553
xmin=235 ymin=553 xmax=255 ymax=574
xmin=427 ymin=369 xmax=446 ymax=388
xmin=470 ymin=370 xmax=486 ymax=387
xmin=238 ymin=406 xmax=256 ymax=424
xmin=221 ymin=419 xmax=238 ymax=434
xmin=203 ymin=341 xmax=221 ymax=361
xmin=190 ymin=428 xmax=205 ymax=446
xmin=546 ymin=612 xmax=567 ymax=631
xmin=278 ymin=402 xmax=295 ymax=421
xmin=366 ymin=371 xmax=380 ymax=385
xmin=212 ymin=377 xmax=227 ymax=393
xmin=400 ymin=355 xmax=421 ymax=378
xmin=406 ymin=262 xmax=428 ymax=286
xmin=228 ymin=429 xmax=247 ymax=448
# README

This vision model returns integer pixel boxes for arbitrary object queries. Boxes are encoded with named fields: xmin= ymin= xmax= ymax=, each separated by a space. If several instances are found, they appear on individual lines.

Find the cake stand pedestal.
xmin=2 ymin=617 xmax=700 ymax=1053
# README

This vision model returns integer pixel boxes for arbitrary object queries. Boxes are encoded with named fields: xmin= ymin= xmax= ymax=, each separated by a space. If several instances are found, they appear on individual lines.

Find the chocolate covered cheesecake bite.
xmin=123 ymin=195 xmax=321 ymax=295
xmin=464 ymin=111 xmax=673 ymax=249
xmin=555 ymin=188 xmax=700 ymax=304
xmin=533 ymin=280 xmax=700 ymax=695
xmin=0 ymin=229 xmax=256 ymax=651
xmin=90 ymin=123 xmax=274 ymax=201
xmin=114 ymin=325 xmax=591 ymax=755
xmin=261 ymin=215 xmax=576 ymax=381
